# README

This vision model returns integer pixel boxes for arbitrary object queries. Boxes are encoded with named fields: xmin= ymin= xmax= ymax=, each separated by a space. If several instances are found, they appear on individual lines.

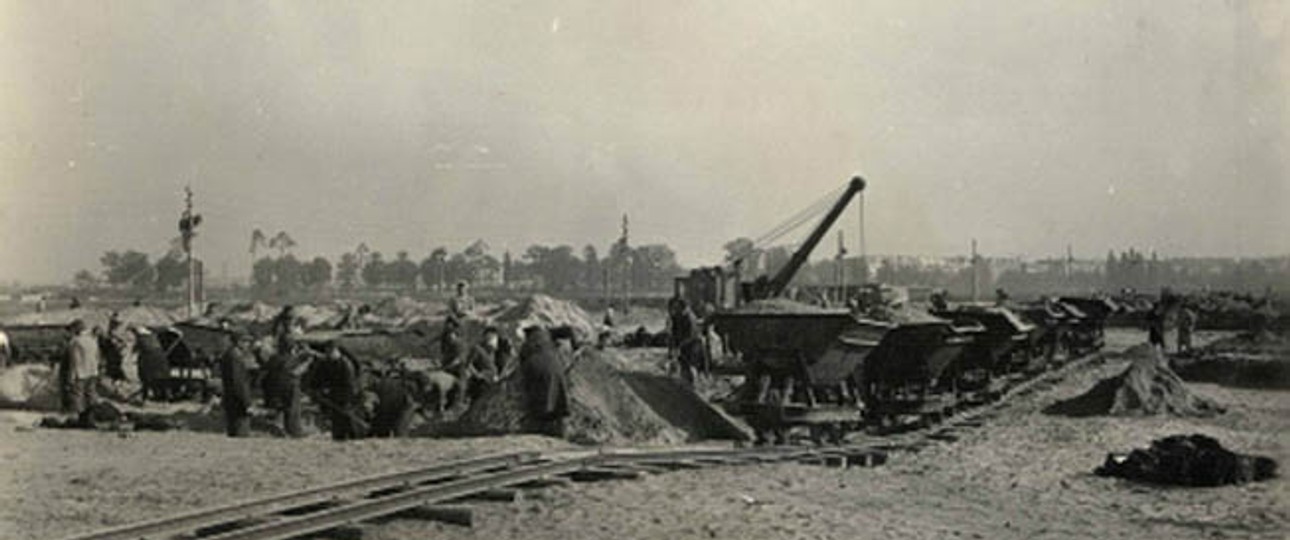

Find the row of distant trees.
xmin=74 ymin=235 xmax=1289 ymax=300
xmin=243 ymin=229 xmax=685 ymax=298
xmin=72 ymin=251 xmax=192 ymax=293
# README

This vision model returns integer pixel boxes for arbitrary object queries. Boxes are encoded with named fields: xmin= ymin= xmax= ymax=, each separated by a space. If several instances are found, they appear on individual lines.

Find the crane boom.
xmin=753 ymin=176 xmax=866 ymax=300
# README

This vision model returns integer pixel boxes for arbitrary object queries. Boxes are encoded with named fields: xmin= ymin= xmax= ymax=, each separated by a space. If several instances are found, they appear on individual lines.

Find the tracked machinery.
xmin=675 ymin=176 xmax=977 ymax=444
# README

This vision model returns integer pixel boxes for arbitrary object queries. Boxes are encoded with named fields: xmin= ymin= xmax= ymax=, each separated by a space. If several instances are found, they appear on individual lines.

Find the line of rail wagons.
xmin=712 ymin=296 xmax=1118 ymax=444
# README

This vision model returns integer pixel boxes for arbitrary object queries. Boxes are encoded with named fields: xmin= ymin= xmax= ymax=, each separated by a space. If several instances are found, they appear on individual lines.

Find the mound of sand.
xmin=492 ymin=295 xmax=598 ymax=344
xmin=1045 ymin=346 xmax=1224 ymax=418
xmin=0 ymin=364 xmax=61 ymax=411
xmin=448 ymin=347 xmax=689 ymax=445
xmin=1096 ymin=434 xmax=1277 ymax=487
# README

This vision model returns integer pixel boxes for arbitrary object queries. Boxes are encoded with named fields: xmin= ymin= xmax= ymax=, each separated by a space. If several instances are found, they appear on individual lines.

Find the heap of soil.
xmin=492 ymin=295 xmax=598 ymax=344
xmin=447 ymin=347 xmax=689 ymax=445
xmin=1096 ymin=434 xmax=1277 ymax=487
xmin=1045 ymin=345 xmax=1224 ymax=418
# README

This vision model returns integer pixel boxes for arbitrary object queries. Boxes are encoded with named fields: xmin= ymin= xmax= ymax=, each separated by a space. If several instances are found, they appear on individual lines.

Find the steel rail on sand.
xmin=63 ymin=452 xmax=541 ymax=540
xmin=64 ymin=349 xmax=1106 ymax=540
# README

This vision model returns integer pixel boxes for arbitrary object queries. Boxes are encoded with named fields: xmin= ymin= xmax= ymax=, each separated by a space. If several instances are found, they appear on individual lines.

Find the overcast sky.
xmin=2 ymin=1 xmax=1286 ymax=284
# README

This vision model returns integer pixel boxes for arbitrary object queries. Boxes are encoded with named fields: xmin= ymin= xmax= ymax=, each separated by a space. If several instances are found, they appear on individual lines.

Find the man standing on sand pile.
xmin=449 ymin=281 xmax=476 ymax=320
xmin=61 ymin=319 xmax=101 ymax=416
xmin=669 ymin=300 xmax=706 ymax=385
xmin=461 ymin=326 xmax=502 ymax=403
xmin=519 ymin=326 xmax=569 ymax=437
xmin=218 ymin=330 xmax=255 ymax=437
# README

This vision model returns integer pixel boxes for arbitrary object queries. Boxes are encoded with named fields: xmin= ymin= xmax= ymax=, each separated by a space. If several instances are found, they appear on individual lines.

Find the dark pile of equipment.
xmin=1096 ymin=434 xmax=1277 ymax=487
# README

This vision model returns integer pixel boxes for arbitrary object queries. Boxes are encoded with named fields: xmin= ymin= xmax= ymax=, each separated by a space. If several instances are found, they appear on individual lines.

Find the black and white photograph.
xmin=1 ymin=2 xmax=1286 ymax=539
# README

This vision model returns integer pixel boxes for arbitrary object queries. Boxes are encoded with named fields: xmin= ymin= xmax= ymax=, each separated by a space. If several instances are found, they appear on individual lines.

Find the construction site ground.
xmin=1 ymin=329 xmax=1285 ymax=540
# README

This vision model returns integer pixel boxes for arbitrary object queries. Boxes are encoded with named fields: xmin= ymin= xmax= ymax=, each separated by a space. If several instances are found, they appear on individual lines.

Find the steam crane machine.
xmin=674 ymin=175 xmax=868 ymax=311
xmin=676 ymin=176 xmax=974 ymax=444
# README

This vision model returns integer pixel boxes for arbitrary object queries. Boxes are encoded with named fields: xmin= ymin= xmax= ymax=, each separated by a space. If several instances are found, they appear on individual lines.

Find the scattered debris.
xmin=1096 ymin=434 xmax=1277 ymax=487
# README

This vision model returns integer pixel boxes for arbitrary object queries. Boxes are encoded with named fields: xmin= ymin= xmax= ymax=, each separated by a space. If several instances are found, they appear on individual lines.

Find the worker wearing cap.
xmin=218 ymin=331 xmax=255 ymax=437
xmin=61 ymin=319 xmax=101 ymax=416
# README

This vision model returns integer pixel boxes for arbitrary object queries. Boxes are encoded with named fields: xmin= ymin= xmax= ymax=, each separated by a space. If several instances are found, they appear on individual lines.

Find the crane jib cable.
xmin=750 ymin=184 xmax=847 ymax=249
xmin=752 ymin=185 xmax=841 ymax=244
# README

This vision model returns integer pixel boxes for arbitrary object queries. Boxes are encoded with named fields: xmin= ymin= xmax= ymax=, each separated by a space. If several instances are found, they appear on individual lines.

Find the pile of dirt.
xmin=1096 ymin=434 xmax=1278 ymax=487
xmin=492 ymin=295 xmax=598 ymax=344
xmin=0 ymin=364 xmax=60 ymax=411
xmin=1045 ymin=346 xmax=1224 ymax=418
xmin=447 ymin=347 xmax=689 ymax=445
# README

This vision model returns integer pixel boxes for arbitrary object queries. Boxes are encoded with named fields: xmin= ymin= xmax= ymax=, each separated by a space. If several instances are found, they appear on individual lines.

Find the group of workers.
xmin=212 ymin=284 xmax=571 ymax=441
xmin=57 ymin=315 xmax=176 ymax=419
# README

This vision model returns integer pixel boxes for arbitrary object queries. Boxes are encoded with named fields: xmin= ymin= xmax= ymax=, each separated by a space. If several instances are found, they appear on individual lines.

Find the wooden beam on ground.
xmin=568 ymin=467 xmax=647 ymax=482
xmin=516 ymin=475 xmax=575 ymax=489
xmin=463 ymin=488 xmax=524 ymax=503
xmin=394 ymin=504 xmax=474 ymax=527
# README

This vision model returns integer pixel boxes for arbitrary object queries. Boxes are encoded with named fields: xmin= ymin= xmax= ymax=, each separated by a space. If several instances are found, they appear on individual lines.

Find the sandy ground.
xmin=1 ymin=330 xmax=1285 ymax=540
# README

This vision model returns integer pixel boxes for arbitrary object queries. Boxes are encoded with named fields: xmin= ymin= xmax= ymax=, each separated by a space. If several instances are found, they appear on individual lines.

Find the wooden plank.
xmin=395 ymin=505 xmax=474 ymax=527
xmin=463 ymin=489 xmax=523 ymax=503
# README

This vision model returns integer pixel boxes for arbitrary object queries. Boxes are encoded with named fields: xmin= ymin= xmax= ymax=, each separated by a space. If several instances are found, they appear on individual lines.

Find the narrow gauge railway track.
xmin=64 ymin=350 xmax=1105 ymax=540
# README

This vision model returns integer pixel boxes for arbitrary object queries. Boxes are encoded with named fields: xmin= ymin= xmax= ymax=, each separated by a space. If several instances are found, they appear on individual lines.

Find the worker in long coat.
xmin=133 ymin=327 xmax=170 ymax=402
xmin=307 ymin=343 xmax=364 ymax=441
xmin=367 ymin=371 xmax=422 ymax=438
xmin=260 ymin=341 xmax=305 ymax=438
xmin=519 ymin=326 xmax=569 ymax=437
xmin=62 ymin=320 xmax=101 ymax=416
xmin=218 ymin=332 xmax=255 ymax=437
